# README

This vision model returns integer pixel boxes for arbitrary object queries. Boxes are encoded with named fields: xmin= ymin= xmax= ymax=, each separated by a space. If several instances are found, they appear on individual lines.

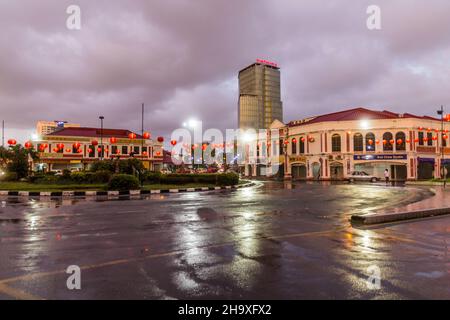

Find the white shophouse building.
xmin=245 ymin=107 xmax=449 ymax=181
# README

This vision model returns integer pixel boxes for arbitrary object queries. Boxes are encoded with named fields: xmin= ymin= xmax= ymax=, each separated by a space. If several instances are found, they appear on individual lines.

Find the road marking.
xmin=0 ymin=283 xmax=44 ymax=300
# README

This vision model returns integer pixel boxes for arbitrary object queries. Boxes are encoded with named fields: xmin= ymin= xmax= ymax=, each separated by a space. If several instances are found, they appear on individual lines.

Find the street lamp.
xmin=99 ymin=116 xmax=104 ymax=160
xmin=437 ymin=106 xmax=446 ymax=188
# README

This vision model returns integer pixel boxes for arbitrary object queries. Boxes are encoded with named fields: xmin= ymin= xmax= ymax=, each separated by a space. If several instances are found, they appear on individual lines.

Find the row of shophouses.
xmin=244 ymin=107 xmax=450 ymax=181
xmin=32 ymin=126 xmax=165 ymax=172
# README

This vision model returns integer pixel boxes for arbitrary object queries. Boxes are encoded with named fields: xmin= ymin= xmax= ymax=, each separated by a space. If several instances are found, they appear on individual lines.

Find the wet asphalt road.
xmin=0 ymin=181 xmax=449 ymax=300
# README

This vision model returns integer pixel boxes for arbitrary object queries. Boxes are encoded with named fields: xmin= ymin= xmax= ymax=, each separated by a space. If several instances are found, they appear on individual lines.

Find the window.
xmin=133 ymin=146 xmax=140 ymax=154
xmin=111 ymin=146 xmax=118 ymax=155
xmin=383 ymin=132 xmax=393 ymax=151
xmin=353 ymin=133 xmax=363 ymax=152
xmin=142 ymin=146 xmax=148 ymax=155
xmin=299 ymin=137 xmax=305 ymax=154
xmin=291 ymin=139 xmax=297 ymax=154
xmin=427 ymin=132 xmax=433 ymax=146
xmin=122 ymin=146 xmax=128 ymax=155
xmin=88 ymin=145 xmax=95 ymax=158
xmin=418 ymin=132 xmax=424 ymax=146
xmin=396 ymin=132 xmax=406 ymax=151
xmin=331 ymin=134 xmax=341 ymax=152
xmin=365 ymin=133 xmax=375 ymax=152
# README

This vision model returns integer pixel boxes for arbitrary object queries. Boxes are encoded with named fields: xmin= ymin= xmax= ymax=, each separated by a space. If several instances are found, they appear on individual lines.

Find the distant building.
xmin=244 ymin=107 xmax=450 ymax=181
xmin=36 ymin=121 xmax=80 ymax=136
xmin=34 ymin=127 xmax=164 ymax=172
xmin=238 ymin=59 xmax=283 ymax=130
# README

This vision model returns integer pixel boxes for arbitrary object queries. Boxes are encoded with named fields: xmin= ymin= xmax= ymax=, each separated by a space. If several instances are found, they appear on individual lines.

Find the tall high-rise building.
xmin=36 ymin=120 xmax=80 ymax=136
xmin=238 ymin=59 xmax=283 ymax=130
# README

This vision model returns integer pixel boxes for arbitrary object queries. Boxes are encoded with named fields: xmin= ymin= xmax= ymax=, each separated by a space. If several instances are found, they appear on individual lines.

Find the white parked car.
xmin=347 ymin=171 xmax=379 ymax=183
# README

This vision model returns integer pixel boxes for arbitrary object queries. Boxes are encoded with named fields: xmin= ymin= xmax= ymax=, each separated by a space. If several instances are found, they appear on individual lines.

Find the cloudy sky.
xmin=1 ymin=0 xmax=450 ymax=143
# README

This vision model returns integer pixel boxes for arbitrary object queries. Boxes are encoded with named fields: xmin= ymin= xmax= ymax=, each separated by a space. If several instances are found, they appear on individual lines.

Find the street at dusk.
xmin=1 ymin=182 xmax=449 ymax=300
xmin=2 ymin=0 xmax=450 ymax=311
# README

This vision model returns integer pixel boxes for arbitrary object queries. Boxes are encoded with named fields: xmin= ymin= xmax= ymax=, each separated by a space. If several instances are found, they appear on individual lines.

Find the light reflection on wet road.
xmin=0 ymin=181 xmax=449 ymax=299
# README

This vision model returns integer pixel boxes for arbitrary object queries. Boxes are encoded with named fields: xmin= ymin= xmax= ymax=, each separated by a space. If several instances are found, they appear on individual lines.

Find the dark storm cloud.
xmin=1 ymin=0 xmax=450 ymax=141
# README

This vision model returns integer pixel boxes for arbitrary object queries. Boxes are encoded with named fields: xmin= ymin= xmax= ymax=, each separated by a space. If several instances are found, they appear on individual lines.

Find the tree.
xmin=5 ymin=145 xmax=38 ymax=179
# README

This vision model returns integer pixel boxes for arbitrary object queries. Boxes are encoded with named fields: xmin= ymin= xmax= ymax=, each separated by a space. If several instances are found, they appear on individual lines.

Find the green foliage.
xmin=108 ymin=174 xmax=140 ymax=191
xmin=149 ymin=173 xmax=239 ymax=186
xmin=91 ymin=170 xmax=112 ymax=183
xmin=0 ymin=172 xmax=18 ymax=182
xmin=119 ymin=158 xmax=144 ymax=174
xmin=217 ymin=172 xmax=239 ymax=186
xmin=3 ymin=145 xmax=37 ymax=179
xmin=144 ymin=171 xmax=162 ymax=184
xmin=90 ymin=160 xmax=115 ymax=172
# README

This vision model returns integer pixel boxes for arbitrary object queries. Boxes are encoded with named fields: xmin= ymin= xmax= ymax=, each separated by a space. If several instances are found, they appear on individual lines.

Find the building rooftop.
xmin=45 ymin=127 xmax=144 ymax=139
xmin=288 ymin=107 xmax=441 ymax=127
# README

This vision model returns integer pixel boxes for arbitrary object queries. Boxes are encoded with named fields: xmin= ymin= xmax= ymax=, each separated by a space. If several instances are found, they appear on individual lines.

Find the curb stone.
xmin=0 ymin=182 xmax=256 ymax=200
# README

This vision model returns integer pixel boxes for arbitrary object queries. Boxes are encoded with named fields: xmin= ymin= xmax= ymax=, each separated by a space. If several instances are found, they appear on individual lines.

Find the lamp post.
xmin=99 ymin=116 xmax=104 ymax=160
xmin=437 ymin=106 xmax=446 ymax=188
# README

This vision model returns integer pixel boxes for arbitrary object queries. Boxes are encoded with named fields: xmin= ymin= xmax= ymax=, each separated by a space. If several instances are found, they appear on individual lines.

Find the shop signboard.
xmin=354 ymin=154 xmax=407 ymax=161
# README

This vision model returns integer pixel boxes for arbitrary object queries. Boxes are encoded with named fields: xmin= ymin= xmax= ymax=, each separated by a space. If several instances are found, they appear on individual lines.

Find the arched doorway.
xmin=312 ymin=162 xmax=321 ymax=180
xmin=291 ymin=164 xmax=307 ymax=180
xmin=330 ymin=162 xmax=344 ymax=180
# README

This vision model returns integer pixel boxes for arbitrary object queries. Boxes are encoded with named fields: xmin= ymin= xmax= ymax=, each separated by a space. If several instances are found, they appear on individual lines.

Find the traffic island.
xmin=351 ymin=187 xmax=450 ymax=226
xmin=351 ymin=207 xmax=450 ymax=225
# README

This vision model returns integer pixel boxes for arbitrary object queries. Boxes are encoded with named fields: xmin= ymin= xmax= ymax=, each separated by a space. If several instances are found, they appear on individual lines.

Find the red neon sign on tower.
xmin=256 ymin=58 xmax=278 ymax=68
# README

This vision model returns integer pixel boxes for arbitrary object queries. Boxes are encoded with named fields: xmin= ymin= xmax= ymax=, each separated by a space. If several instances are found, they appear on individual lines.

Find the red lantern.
xmin=77 ymin=148 xmax=83 ymax=154
xmin=143 ymin=132 xmax=150 ymax=139
xmin=406 ymin=139 xmax=411 ymax=144
xmin=389 ymin=139 xmax=395 ymax=145
xmin=97 ymin=147 xmax=102 ymax=153
xmin=56 ymin=143 xmax=64 ymax=150
xmin=110 ymin=137 xmax=117 ymax=144
xmin=192 ymin=144 xmax=198 ymax=150
xmin=88 ymin=148 xmax=93 ymax=153
xmin=156 ymin=151 xmax=161 ymax=156
xmin=284 ymin=140 xmax=289 ymax=145
xmin=423 ymin=137 xmax=429 ymax=142
xmin=128 ymin=133 xmax=137 ymax=140
xmin=143 ymin=151 xmax=148 ymax=156
xmin=427 ymin=128 xmax=432 ymax=132
xmin=396 ymin=139 xmax=403 ymax=145
xmin=7 ymin=139 xmax=17 ymax=146
xmin=301 ymin=137 xmax=305 ymax=142
xmin=53 ymin=147 xmax=59 ymax=153
xmin=414 ymin=138 xmax=419 ymax=143
xmin=24 ymin=141 xmax=33 ymax=149
xmin=418 ymin=127 xmax=424 ymax=130
xmin=170 ymin=140 xmax=177 ymax=146
xmin=444 ymin=135 xmax=448 ymax=140
xmin=368 ymin=139 xmax=373 ymax=145
xmin=157 ymin=136 xmax=164 ymax=143
xmin=292 ymin=138 xmax=297 ymax=144
xmin=65 ymin=148 xmax=71 ymax=153
xmin=202 ymin=144 xmax=207 ymax=151
xmin=91 ymin=140 xmax=98 ymax=146
xmin=375 ymin=139 xmax=380 ymax=145
xmin=433 ymin=136 xmax=438 ymax=141
xmin=382 ymin=140 xmax=387 ymax=145
xmin=73 ymin=142 xmax=81 ymax=149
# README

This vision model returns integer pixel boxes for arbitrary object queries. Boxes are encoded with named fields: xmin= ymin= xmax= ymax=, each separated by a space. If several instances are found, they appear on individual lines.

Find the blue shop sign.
xmin=354 ymin=154 xmax=407 ymax=161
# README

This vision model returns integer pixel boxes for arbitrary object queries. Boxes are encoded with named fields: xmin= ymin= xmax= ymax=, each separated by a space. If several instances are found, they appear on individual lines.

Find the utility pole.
xmin=437 ymin=106 xmax=446 ymax=188
xmin=1 ymin=120 xmax=4 ymax=147
xmin=99 ymin=116 xmax=104 ymax=160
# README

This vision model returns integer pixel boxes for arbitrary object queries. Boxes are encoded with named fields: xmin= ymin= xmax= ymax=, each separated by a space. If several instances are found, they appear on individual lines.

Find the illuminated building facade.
xmin=238 ymin=59 xmax=283 ymax=130
xmin=34 ymin=127 xmax=164 ymax=172
xmin=245 ymin=107 xmax=450 ymax=181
